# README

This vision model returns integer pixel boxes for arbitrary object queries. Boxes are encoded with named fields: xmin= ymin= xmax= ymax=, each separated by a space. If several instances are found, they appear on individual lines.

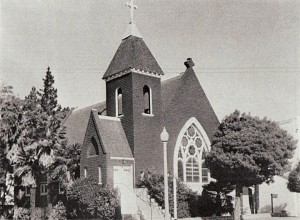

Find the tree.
xmin=49 ymin=143 xmax=81 ymax=188
xmin=287 ymin=162 xmax=300 ymax=192
xmin=0 ymin=85 xmax=22 ymax=209
xmin=40 ymin=67 xmax=58 ymax=115
xmin=205 ymin=110 xmax=297 ymax=219
xmin=1 ymin=68 xmax=72 ymax=212
xmin=203 ymin=180 xmax=234 ymax=216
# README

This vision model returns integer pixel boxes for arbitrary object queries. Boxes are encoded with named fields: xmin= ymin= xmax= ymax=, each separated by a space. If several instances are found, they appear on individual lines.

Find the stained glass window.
xmin=176 ymin=123 xmax=210 ymax=185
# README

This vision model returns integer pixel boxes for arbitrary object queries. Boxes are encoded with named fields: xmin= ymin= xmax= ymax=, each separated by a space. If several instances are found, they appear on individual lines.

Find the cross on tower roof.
xmin=125 ymin=0 xmax=138 ymax=24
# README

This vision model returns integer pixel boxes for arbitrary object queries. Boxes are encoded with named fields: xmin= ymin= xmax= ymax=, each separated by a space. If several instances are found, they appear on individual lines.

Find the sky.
xmin=1 ymin=0 xmax=300 ymax=135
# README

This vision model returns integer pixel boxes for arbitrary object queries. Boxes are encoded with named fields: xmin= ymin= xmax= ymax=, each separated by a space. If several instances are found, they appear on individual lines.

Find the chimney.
xmin=184 ymin=58 xmax=195 ymax=68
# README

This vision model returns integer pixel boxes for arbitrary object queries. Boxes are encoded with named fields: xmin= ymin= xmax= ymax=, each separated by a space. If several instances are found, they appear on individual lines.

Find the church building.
xmin=65 ymin=25 xmax=219 ymax=189
xmin=64 ymin=1 xmax=219 ymax=215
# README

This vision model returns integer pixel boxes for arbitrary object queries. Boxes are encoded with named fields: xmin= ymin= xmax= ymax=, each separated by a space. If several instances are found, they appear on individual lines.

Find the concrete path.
xmin=259 ymin=218 xmax=300 ymax=220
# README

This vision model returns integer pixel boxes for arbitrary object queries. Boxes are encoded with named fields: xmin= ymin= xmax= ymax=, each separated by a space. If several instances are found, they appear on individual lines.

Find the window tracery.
xmin=174 ymin=121 xmax=210 ymax=187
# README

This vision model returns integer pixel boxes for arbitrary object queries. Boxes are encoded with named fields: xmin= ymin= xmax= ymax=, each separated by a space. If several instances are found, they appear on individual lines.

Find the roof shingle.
xmin=64 ymin=102 xmax=106 ymax=145
xmin=91 ymin=110 xmax=133 ymax=158
xmin=102 ymin=36 xmax=164 ymax=79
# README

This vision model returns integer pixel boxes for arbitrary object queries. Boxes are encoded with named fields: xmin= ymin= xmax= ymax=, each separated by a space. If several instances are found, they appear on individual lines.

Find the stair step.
xmin=135 ymin=188 xmax=167 ymax=220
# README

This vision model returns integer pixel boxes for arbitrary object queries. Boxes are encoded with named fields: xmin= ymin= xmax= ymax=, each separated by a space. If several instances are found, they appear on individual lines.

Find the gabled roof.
xmin=64 ymin=67 xmax=217 ymax=146
xmin=161 ymin=74 xmax=184 ymax=112
xmin=91 ymin=110 xmax=133 ymax=158
xmin=64 ymin=74 xmax=185 ymax=146
xmin=64 ymin=102 xmax=106 ymax=145
xmin=102 ymin=36 xmax=164 ymax=80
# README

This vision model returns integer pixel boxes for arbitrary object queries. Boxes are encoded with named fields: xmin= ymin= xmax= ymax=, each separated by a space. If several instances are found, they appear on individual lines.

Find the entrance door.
xmin=113 ymin=165 xmax=136 ymax=214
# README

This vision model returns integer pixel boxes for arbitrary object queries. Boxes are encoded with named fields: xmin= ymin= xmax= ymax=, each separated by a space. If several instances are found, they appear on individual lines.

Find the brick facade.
xmin=81 ymin=114 xmax=108 ymax=185
xmin=81 ymin=110 xmax=135 ymax=188
xmin=106 ymin=73 xmax=163 ymax=181
xmin=162 ymin=68 xmax=219 ymax=175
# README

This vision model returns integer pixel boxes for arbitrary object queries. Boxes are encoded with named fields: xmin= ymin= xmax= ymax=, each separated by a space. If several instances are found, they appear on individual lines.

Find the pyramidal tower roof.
xmin=102 ymin=1 xmax=163 ymax=81
xmin=123 ymin=21 xmax=143 ymax=39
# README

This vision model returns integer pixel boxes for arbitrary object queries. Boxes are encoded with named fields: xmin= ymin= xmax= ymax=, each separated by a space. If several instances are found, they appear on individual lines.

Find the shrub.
xmin=66 ymin=177 xmax=119 ymax=219
xmin=288 ymin=162 xmax=300 ymax=192
xmin=48 ymin=201 xmax=67 ymax=220
xmin=136 ymin=171 xmax=197 ymax=218
xmin=31 ymin=207 xmax=43 ymax=220
xmin=13 ymin=207 xmax=30 ymax=220
xmin=200 ymin=181 xmax=234 ymax=216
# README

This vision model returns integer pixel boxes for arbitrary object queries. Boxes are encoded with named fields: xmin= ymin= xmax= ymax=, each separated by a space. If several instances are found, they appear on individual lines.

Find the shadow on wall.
xmin=260 ymin=203 xmax=287 ymax=214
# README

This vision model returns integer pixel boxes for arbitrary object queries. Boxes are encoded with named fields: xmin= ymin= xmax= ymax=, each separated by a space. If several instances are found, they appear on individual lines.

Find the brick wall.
xmin=131 ymin=73 xmax=162 ymax=180
xmin=105 ymin=69 xmax=219 ymax=182
xmin=81 ymin=114 xmax=108 ymax=185
xmin=106 ymin=74 xmax=134 ymax=152
xmin=162 ymin=68 xmax=220 ymax=176
xmin=106 ymin=72 xmax=163 ymax=181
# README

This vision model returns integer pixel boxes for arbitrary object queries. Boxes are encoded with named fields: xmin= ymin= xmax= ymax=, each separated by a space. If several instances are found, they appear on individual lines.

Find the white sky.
xmin=1 ymin=0 xmax=299 ymax=133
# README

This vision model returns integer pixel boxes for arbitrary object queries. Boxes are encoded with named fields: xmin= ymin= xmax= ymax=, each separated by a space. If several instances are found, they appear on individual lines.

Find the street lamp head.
xmin=160 ymin=127 xmax=169 ymax=142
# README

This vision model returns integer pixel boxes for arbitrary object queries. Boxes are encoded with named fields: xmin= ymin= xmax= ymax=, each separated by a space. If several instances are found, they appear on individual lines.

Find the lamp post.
xmin=173 ymin=176 xmax=177 ymax=219
xmin=161 ymin=127 xmax=170 ymax=220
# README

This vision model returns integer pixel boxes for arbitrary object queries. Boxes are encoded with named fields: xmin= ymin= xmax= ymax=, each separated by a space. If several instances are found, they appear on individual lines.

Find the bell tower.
xmin=102 ymin=1 xmax=164 ymax=179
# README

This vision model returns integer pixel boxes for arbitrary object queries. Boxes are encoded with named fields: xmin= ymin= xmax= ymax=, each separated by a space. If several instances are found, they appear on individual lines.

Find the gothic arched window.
xmin=173 ymin=118 xmax=211 ymax=192
xmin=116 ymin=88 xmax=123 ymax=116
xmin=143 ymin=85 xmax=152 ymax=114
xmin=87 ymin=137 xmax=99 ymax=157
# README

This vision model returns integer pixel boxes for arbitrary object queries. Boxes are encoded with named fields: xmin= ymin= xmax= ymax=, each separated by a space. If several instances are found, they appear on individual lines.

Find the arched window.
xmin=173 ymin=118 xmax=211 ymax=192
xmin=178 ymin=160 xmax=184 ymax=181
xmin=116 ymin=88 xmax=123 ymax=116
xmin=143 ymin=85 xmax=152 ymax=114
xmin=202 ymin=161 xmax=209 ymax=183
xmin=87 ymin=137 xmax=99 ymax=157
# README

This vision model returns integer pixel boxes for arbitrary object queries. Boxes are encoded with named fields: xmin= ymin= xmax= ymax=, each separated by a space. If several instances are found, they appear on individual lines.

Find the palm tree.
xmin=49 ymin=143 xmax=81 ymax=188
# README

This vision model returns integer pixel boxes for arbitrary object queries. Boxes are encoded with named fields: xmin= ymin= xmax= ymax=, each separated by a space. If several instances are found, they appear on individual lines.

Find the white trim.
xmin=87 ymin=155 xmax=98 ymax=158
xmin=58 ymin=182 xmax=64 ymax=194
xmin=40 ymin=183 xmax=47 ymax=196
xmin=149 ymin=86 xmax=153 ymax=114
xmin=173 ymin=117 xmax=211 ymax=187
xmin=98 ymin=167 xmax=102 ymax=185
xmin=105 ymin=68 xmax=163 ymax=82
xmin=111 ymin=157 xmax=134 ymax=161
xmin=84 ymin=168 xmax=87 ymax=178
xmin=143 ymin=85 xmax=153 ymax=115
xmin=98 ymin=115 xmax=121 ymax=121
xmin=115 ymin=88 xmax=122 ymax=117
xmin=25 ymin=187 xmax=30 ymax=196
xmin=132 ymin=68 xmax=161 ymax=78
xmin=142 ymin=113 xmax=154 ymax=117
xmin=106 ymin=68 xmax=132 ymax=82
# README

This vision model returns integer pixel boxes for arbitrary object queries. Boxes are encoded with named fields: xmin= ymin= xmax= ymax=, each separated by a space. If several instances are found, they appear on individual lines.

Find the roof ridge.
xmin=162 ymin=73 xmax=183 ymax=84
xmin=161 ymin=73 xmax=185 ymax=113
xmin=73 ymin=101 xmax=105 ymax=113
